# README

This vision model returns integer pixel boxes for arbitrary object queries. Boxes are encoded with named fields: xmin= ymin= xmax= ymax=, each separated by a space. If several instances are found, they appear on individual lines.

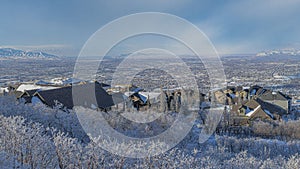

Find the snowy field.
xmin=0 ymin=95 xmax=299 ymax=168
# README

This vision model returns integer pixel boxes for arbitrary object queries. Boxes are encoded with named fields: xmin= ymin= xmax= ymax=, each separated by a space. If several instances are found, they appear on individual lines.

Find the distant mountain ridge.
xmin=251 ymin=49 xmax=300 ymax=61
xmin=0 ymin=48 xmax=59 ymax=59
xmin=256 ymin=49 xmax=300 ymax=57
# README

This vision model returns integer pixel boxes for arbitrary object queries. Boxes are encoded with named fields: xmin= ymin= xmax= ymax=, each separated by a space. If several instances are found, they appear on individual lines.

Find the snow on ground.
xmin=0 ymin=151 xmax=29 ymax=169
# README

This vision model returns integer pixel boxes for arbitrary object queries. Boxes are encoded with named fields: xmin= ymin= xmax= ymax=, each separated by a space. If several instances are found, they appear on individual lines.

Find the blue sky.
xmin=1 ymin=0 xmax=300 ymax=56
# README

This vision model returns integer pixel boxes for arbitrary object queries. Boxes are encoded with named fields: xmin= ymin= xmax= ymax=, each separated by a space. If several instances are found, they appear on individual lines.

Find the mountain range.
xmin=0 ymin=48 xmax=59 ymax=59
xmin=256 ymin=49 xmax=300 ymax=57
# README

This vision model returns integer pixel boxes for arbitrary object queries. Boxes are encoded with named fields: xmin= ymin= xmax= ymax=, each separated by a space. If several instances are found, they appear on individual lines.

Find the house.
xmin=227 ymin=91 xmax=289 ymax=126
xmin=229 ymin=99 xmax=276 ymax=126
xmin=125 ymin=87 xmax=150 ymax=110
xmin=258 ymin=90 xmax=291 ymax=114
xmin=32 ymin=82 xmax=115 ymax=110
xmin=216 ymin=86 xmax=249 ymax=105
xmin=218 ymin=85 xmax=291 ymax=127
xmin=243 ymin=99 xmax=273 ymax=120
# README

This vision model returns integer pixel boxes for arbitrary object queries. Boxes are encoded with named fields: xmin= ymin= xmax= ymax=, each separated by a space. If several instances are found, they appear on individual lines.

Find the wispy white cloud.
xmin=194 ymin=0 xmax=300 ymax=54
xmin=2 ymin=0 xmax=300 ymax=55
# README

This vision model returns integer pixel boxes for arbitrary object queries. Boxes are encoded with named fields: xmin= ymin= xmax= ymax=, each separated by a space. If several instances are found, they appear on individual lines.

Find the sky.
xmin=1 ymin=0 xmax=300 ymax=56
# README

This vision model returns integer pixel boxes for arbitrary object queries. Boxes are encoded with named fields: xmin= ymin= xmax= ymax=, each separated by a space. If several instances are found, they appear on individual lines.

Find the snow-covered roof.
xmin=0 ymin=87 xmax=9 ymax=93
xmin=16 ymin=84 xmax=59 ymax=92
xmin=246 ymin=105 xmax=261 ymax=117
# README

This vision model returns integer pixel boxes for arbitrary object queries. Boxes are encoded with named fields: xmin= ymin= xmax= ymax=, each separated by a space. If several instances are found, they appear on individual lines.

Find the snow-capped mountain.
xmin=0 ymin=48 xmax=59 ymax=59
xmin=256 ymin=49 xmax=300 ymax=57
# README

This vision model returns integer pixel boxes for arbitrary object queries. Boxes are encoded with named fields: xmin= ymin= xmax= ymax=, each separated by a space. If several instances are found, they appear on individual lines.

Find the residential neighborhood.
xmin=1 ymin=74 xmax=296 ymax=131
xmin=212 ymin=85 xmax=292 ymax=127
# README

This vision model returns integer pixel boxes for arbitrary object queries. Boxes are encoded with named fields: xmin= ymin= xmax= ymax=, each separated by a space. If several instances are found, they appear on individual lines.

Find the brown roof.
xmin=243 ymin=99 xmax=275 ymax=120
xmin=248 ymin=106 xmax=271 ymax=120
xmin=231 ymin=104 xmax=243 ymax=113
xmin=244 ymin=99 xmax=260 ymax=109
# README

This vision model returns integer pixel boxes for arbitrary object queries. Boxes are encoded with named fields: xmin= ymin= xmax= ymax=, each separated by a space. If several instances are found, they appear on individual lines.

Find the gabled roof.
xmin=27 ymin=89 xmax=38 ymax=96
xmin=246 ymin=105 xmax=272 ymax=120
xmin=259 ymin=90 xmax=291 ymax=101
xmin=16 ymin=84 xmax=59 ymax=92
xmin=256 ymin=98 xmax=287 ymax=115
xmin=235 ymin=100 xmax=271 ymax=120
xmin=34 ymin=82 xmax=114 ymax=109
xmin=243 ymin=99 xmax=278 ymax=119
xmin=244 ymin=99 xmax=260 ymax=109
xmin=18 ymin=89 xmax=38 ymax=98
xmin=245 ymin=105 xmax=261 ymax=117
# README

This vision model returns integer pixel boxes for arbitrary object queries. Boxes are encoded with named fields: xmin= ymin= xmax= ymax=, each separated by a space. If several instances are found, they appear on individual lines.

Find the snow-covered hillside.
xmin=0 ymin=95 xmax=299 ymax=168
